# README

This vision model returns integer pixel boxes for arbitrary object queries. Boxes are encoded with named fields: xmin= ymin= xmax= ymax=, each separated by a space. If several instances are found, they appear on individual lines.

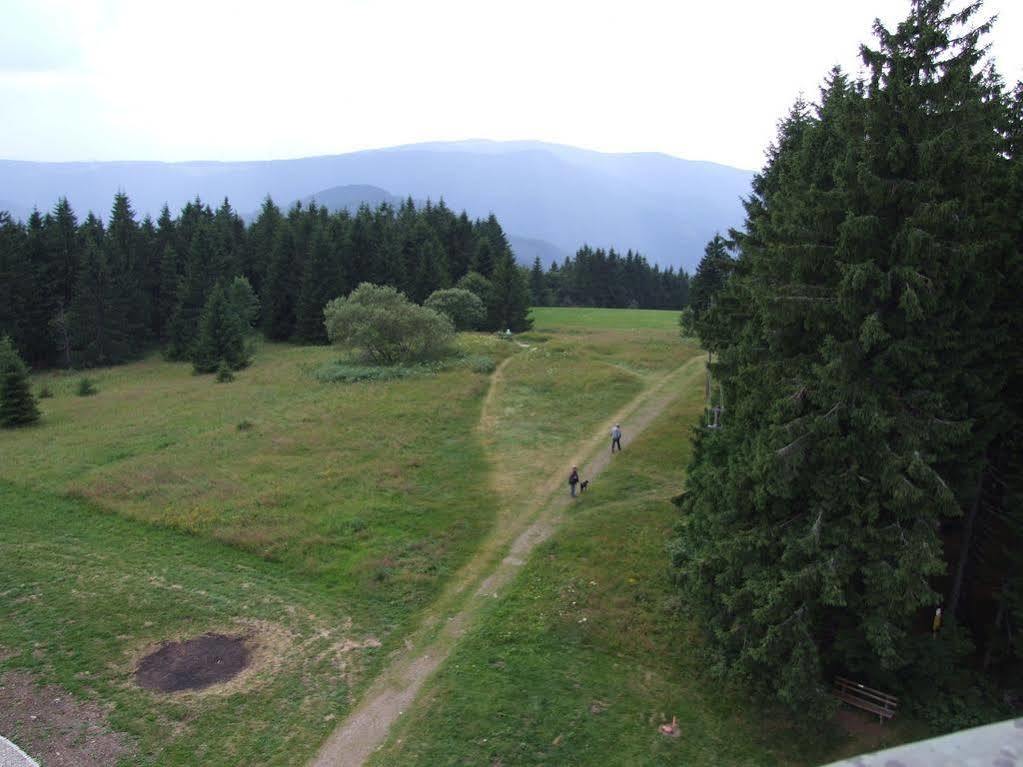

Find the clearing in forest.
xmin=0 ymin=310 xmax=689 ymax=766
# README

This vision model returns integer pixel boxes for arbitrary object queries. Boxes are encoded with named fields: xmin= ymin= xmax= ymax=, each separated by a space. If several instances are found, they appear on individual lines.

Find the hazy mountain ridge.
xmin=0 ymin=140 xmax=753 ymax=271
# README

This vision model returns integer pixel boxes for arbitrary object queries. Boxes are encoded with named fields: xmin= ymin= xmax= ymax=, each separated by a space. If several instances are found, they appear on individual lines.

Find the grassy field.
xmin=2 ymin=338 xmax=509 ymax=625
xmin=1 ymin=313 xmax=690 ymax=765
xmin=369 ymin=317 xmax=915 ymax=766
xmin=0 ymin=483 xmax=356 ymax=766
xmin=1 ymin=308 xmax=910 ymax=765
xmin=531 ymin=306 xmax=681 ymax=331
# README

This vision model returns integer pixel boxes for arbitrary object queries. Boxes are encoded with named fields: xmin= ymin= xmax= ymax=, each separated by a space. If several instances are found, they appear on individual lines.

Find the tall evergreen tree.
xmin=157 ymin=245 xmax=181 ymax=342
xmin=486 ymin=248 xmax=533 ymax=332
xmin=671 ymin=0 xmax=1018 ymax=716
xmin=105 ymin=192 xmax=148 ymax=352
xmin=262 ymin=221 xmax=299 ymax=340
xmin=192 ymin=282 xmax=248 ymax=373
xmin=166 ymin=222 xmax=215 ymax=359
xmin=0 ymin=336 xmax=40 ymax=427
xmin=70 ymin=240 xmax=130 ymax=366
xmin=20 ymin=210 xmax=60 ymax=368
xmin=295 ymin=225 xmax=344 ymax=343
xmin=529 ymin=257 xmax=547 ymax=306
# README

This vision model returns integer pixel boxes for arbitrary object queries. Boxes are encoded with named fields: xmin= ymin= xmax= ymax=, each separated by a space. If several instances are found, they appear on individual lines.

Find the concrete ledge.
xmin=823 ymin=717 xmax=1023 ymax=767
xmin=0 ymin=737 xmax=38 ymax=767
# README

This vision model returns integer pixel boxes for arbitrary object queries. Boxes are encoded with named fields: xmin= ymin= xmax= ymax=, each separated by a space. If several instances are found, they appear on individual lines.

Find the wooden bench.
xmin=833 ymin=676 xmax=898 ymax=723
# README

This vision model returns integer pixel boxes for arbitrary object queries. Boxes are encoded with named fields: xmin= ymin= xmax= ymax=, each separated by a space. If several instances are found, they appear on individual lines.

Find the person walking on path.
xmin=569 ymin=466 xmax=580 ymax=497
xmin=611 ymin=423 xmax=623 ymax=453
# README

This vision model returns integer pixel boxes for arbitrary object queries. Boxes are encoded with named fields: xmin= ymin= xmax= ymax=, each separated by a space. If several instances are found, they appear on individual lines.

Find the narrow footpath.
xmin=311 ymin=354 xmax=702 ymax=767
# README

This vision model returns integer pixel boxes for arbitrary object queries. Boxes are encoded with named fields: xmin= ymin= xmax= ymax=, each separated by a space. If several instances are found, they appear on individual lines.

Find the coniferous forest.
xmin=528 ymin=246 xmax=690 ymax=309
xmin=672 ymin=0 xmax=1023 ymax=728
xmin=0 ymin=195 xmax=535 ymax=370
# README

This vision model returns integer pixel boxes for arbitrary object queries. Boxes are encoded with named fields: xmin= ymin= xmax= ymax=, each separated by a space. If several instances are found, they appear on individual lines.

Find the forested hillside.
xmin=529 ymin=246 xmax=690 ymax=310
xmin=672 ymin=0 xmax=1023 ymax=731
xmin=0 ymin=140 xmax=753 ymax=272
xmin=0 ymin=195 xmax=532 ymax=369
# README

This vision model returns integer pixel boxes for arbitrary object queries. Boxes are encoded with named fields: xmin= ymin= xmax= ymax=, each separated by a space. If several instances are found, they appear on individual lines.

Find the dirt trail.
xmin=310 ymin=354 xmax=702 ymax=767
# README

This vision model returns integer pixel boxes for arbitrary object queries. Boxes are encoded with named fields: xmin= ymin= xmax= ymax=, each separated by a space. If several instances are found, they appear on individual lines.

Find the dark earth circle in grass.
xmin=135 ymin=633 xmax=249 ymax=692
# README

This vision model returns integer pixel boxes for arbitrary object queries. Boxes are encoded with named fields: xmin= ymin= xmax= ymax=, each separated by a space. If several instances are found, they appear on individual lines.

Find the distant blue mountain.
xmin=299 ymin=184 xmax=399 ymax=213
xmin=0 ymin=140 xmax=754 ymax=271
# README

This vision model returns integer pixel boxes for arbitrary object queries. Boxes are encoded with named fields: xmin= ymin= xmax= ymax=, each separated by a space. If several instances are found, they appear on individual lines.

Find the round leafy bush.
xmin=324 ymin=283 xmax=454 ymax=365
xmin=424 ymin=288 xmax=485 ymax=331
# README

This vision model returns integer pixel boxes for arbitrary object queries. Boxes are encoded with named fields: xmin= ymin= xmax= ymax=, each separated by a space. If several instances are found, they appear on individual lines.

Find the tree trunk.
xmin=982 ymin=583 xmax=1007 ymax=671
xmin=947 ymin=467 xmax=986 ymax=618
xmin=705 ymin=351 xmax=712 ymax=403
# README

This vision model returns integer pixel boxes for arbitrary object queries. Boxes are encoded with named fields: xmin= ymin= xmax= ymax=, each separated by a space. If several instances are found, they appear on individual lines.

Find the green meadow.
xmin=0 ymin=309 xmax=913 ymax=765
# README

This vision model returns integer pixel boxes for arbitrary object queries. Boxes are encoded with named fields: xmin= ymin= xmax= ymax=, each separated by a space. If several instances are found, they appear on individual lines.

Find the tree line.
xmin=528 ymin=246 xmax=690 ymax=309
xmin=672 ymin=0 xmax=1023 ymax=729
xmin=0 ymin=194 xmax=532 ymax=370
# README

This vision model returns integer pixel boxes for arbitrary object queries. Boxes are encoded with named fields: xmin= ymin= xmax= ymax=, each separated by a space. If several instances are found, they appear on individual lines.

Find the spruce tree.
xmin=192 ymin=283 xmax=248 ymax=373
xmin=22 ymin=210 xmax=59 ymax=368
xmin=106 ymin=192 xmax=148 ymax=353
xmin=671 ymin=0 xmax=1015 ymax=715
xmin=486 ymin=248 xmax=533 ymax=332
xmin=157 ymin=245 xmax=181 ymax=342
xmin=262 ymin=222 xmax=299 ymax=340
xmin=69 ymin=240 xmax=131 ymax=366
xmin=410 ymin=225 xmax=449 ymax=304
xmin=295 ymin=226 xmax=344 ymax=343
xmin=529 ymin=257 xmax=547 ymax=306
xmin=166 ymin=222 xmax=215 ymax=359
xmin=0 ymin=336 xmax=40 ymax=427
xmin=227 ymin=276 xmax=260 ymax=331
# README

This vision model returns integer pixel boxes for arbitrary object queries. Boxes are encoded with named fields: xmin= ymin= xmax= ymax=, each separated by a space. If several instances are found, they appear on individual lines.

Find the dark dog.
xmin=579 ymin=480 xmax=589 ymax=492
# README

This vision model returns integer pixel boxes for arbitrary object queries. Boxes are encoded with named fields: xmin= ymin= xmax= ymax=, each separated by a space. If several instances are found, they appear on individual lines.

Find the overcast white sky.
xmin=1 ymin=0 xmax=1021 ymax=170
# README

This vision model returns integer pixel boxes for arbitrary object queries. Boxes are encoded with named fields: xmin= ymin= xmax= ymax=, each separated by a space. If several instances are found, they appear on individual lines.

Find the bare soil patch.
xmin=0 ymin=670 xmax=135 ymax=767
xmin=135 ymin=633 xmax=248 ymax=693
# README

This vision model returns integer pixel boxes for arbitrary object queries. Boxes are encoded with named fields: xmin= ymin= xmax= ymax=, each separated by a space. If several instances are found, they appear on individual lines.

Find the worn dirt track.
xmin=310 ymin=353 xmax=702 ymax=767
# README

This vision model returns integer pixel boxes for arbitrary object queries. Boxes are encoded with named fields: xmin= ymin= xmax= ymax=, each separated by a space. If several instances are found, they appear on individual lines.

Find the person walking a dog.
xmin=611 ymin=423 xmax=623 ymax=453
xmin=569 ymin=466 xmax=580 ymax=497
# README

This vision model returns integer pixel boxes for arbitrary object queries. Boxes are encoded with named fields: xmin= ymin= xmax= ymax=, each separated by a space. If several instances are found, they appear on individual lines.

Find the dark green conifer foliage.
xmin=227 ymin=276 xmax=260 ymax=332
xmin=106 ymin=192 xmax=148 ymax=353
xmin=22 ymin=210 xmax=59 ymax=368
xmin=48 ymin=198 xmax=80 ymax=309
xmin=486 ymin=248 xmax=533 ymax=332
xmin=69 ymin=240 xmax=131 ymax=366
xmin=0 ymin=335 xmax=40 ymax=427
xmin=247 ymin=197 xmax=281 ymax=297
xmin=295 ymin=226 xmax=344 ymax=344
xmin=0 ymin=213 xmax=25 ymax=348
xmin=409 ymin=223 xmax=449 ymax=303
xmin=157 ymin=245 xmax=181 ymax=342
xmin=671 ymin=0 xmax=1020 ymax=717
xmin=167 ymin=223 xmax=215 ymax=360
xmin=262 ymin=222 xmax=299 ymax=340
xmin=471 ymin=238 xmax=495 ymax=278
xmin=192 ymin=283 xmax=249 ymax=374
xmin=529 ymin=257 xmax=547 ymax=306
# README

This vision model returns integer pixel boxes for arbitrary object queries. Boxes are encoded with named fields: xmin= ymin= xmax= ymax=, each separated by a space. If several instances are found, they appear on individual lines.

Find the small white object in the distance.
xmin=0 ymin=736 xmax=40 ymax=767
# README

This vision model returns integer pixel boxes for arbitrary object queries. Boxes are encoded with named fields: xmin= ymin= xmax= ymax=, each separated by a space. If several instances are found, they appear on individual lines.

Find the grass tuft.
xmin=76 ymin=377 xmax=97 ymax=396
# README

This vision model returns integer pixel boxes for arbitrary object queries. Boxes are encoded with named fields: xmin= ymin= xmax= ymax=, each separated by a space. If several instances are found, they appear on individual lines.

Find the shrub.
xmin=458 ymin=355 xmax=497 ymax=374
xmin=456 ymin=271 xmax=493 ymax=305
xmin=38 ymin=384 xmax=54 ymax=399
xmin=313 ymin=362 xmax=432 ymax=384
xmin=0 ymin=336 xmax=40 ymax=427
xmin=323 ymin=283 xmax=454 ymax=365
xmin=424 ymin=288 xmax=485 ymax=331
xmin=216 ymin=363 xmax=235 ymax=383
xmin=76 ymin=377 xmax=97 ymax=397
xmin=237 ymin=419 xmax=254 ymax=431
xmin=227 ymin=275 xmax=261 ymax=330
